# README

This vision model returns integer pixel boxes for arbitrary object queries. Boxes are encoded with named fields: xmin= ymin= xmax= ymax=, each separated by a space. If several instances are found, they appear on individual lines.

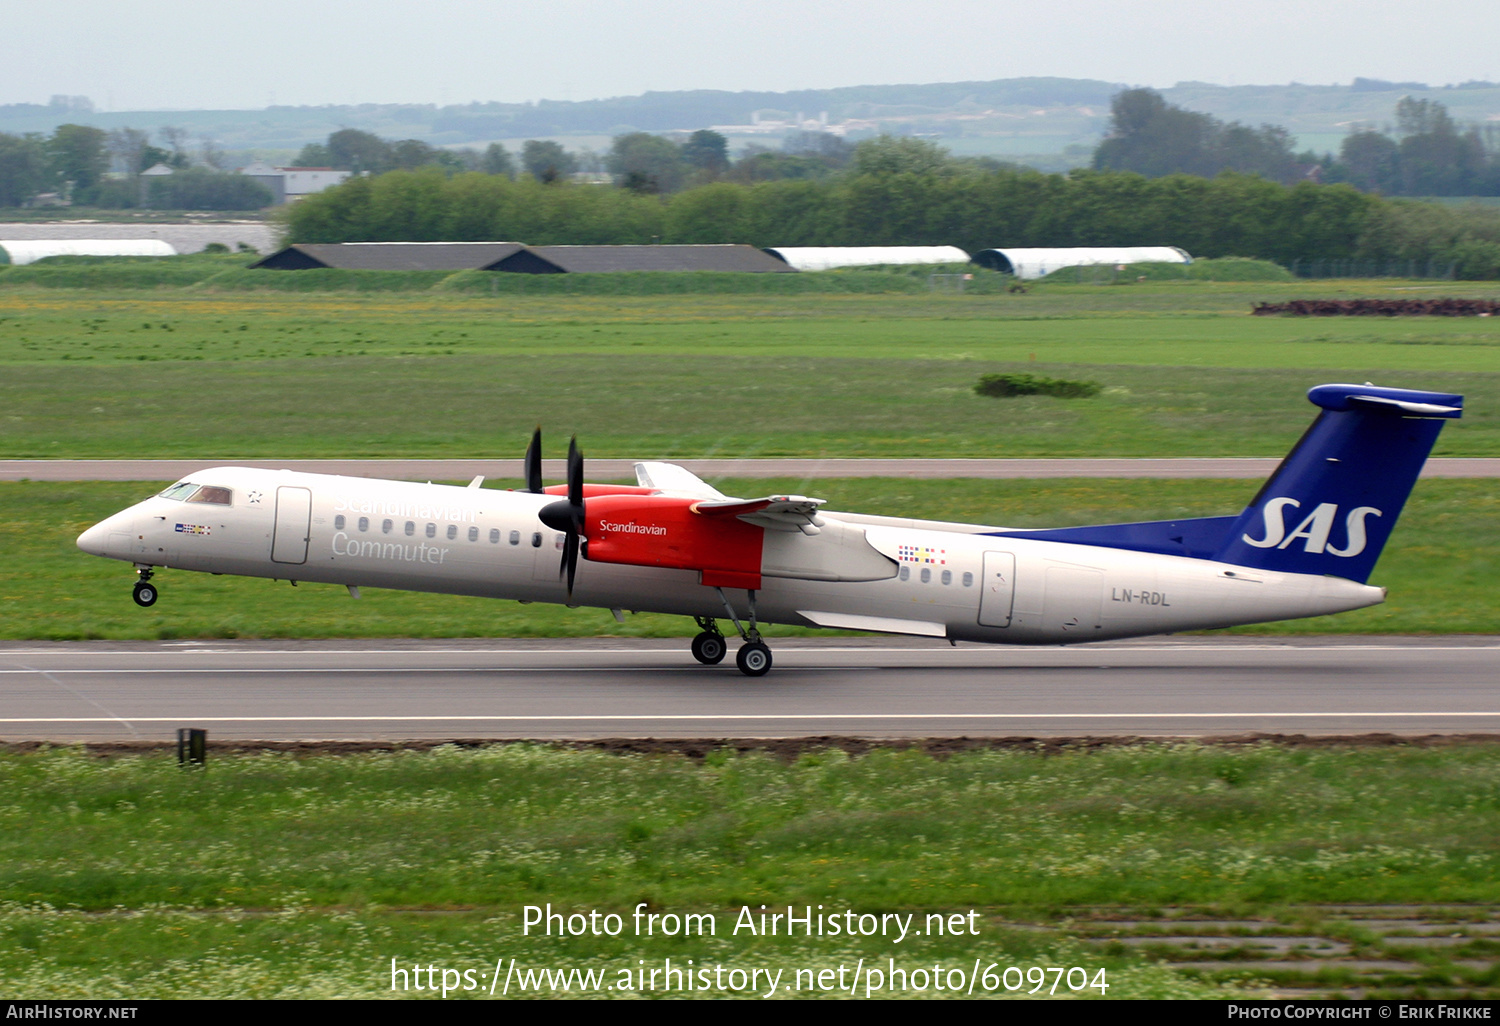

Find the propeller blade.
xmin=523 ymin=427 xmax=543 ymax=494
xmin=537 ymin=437 xmax=586 ymax=597
xmin=567 ymin=436 xmax=583 ymax=510
xmin=563 ymin=532 xmax=579 ymax=595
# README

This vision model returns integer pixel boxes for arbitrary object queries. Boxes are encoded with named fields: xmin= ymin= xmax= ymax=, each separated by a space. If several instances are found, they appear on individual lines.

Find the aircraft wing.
xmin=693 ymin=495 xmax=826 ymax=532
xmin=633 ymin=462 xmax=728 ymax=500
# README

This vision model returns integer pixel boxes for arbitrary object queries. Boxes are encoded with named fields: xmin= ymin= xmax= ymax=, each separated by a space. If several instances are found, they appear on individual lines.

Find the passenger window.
xmin=898 ymin=566 xmax=910 ymax=581
xmin=358 ymin=517 xmax=369 ymax=532
xmin=446 ymin=524 xmax=458 ymax=540
xmin=468 ymin=526 xmax=479 ymax=542
xmin=941 ymin=570 xmax=952 ymax=585
xmin=405 ymin=521 xmax=415 ymax=536
xmin=334 ymin=515 xmax=345 ymax=530
xmin=962 ymin=572 xmax=973 ymax=587
xmin=531 ymin=532 xmax=542 ymax=548
xmin=920 ymin=568 xmax=931 ymax=583
xmin=382 ymin=519 xmax=392 ymax=534
xmin=426 ymin=523 xmax=436 ymax=539
xmin=186 ymin=485 xmax=232 ymax=505
xmin=489 ymin=528 xmax=500 ymax=543
xmin=509 ymin=530 xmax=520 ymax=546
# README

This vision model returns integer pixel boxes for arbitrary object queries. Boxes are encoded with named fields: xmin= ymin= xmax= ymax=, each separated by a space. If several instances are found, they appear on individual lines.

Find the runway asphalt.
xmin=5 ymin=457 xmax=1500 ymax=481
xmin=2 ymin=637 xmax=1495 ymax=742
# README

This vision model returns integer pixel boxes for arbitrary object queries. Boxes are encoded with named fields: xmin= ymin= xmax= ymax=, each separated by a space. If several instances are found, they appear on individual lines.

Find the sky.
xmin=5 ymin=0 xmax=1500 ymax=111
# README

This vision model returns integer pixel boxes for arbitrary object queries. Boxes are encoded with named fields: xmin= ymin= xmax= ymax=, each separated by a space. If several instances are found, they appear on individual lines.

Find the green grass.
xmin=12 ymin=478 xmax=1497 ymax=640
xmin=0 ymin=285 xmax=1497 ymax=459
xmin=0 ymin=742 xmax=1495 ymax=998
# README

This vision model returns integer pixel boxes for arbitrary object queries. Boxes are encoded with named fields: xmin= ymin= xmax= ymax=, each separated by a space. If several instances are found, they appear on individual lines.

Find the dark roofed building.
xmin=252 ymin=242 xmax=796 ymax=273
xmin=251 ymin=242 xmax=528 ymax=271
xmin=501 ymin=245 xmax=795 ymax=273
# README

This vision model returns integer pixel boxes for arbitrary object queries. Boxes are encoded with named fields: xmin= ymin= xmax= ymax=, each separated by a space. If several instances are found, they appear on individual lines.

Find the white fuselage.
xmin=78 ymin=467 xmax=1385 ymax=644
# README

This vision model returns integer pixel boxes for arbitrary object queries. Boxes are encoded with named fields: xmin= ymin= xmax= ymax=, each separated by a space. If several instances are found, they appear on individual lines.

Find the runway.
xmin=2 ymin=637 xmax=1496 ymax=742
xmin=5 ymin=457 xmax=1500 ymax=481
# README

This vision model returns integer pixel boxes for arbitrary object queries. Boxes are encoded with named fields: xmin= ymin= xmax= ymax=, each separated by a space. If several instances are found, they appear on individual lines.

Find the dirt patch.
xmin=4 ymin=732 xmax=1497 ymax=761
xmin=1254 ymin=298 xmax=1500 ymax=316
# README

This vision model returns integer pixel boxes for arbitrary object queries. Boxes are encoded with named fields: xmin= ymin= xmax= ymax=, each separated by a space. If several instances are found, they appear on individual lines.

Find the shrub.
xmin=974 ymin=372 xmax=1101 ymax=399
xmin=1450 ymin=240 xmax=1500 ymax=281
xmin=1040 ymin=257 xmax=1293 ymax=284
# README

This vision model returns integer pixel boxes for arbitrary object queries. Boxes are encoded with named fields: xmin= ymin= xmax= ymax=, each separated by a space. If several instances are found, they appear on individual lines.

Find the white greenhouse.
xmin=762 ymin=246 xmax=969 ymax=271
xmin=0 ymin=239 xmax=177 ymax=265
xmin=972 ymin=246 xmax=1191 ymax=280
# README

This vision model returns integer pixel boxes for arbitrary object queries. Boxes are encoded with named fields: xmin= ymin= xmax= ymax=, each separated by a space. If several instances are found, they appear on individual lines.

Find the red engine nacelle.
xmin=583 ymin=494 xmax=763 ymax=590
xmin=541 ymin=484 xmax=657 ymax=498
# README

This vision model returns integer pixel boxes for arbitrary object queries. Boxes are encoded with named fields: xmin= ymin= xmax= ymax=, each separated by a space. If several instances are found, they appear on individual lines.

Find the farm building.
xmin=972 ymin=246 xmax=1192 ymax=279
xmin=0 ymin=239 xmax=176 ymax=265
xmin=763 ymin=246 xmax=968 ymax=271
xmin=238 ymin=162 xmax=352 ymax=205
xmin=498 ymin=245 xmax=794 ymax=273
xmin=252 ymin=243 xmax=794 ymax=273
xmin=251 ymin=242 xmax=529 ymax=271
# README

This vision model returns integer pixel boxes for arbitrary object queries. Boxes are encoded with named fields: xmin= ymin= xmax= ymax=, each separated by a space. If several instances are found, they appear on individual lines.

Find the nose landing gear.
xmin=131 ymin=567 xmax=158 ymax=607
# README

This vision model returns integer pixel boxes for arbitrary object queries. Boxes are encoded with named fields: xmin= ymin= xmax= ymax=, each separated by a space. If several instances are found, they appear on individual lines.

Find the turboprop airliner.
xmin=77 ymin=383 xmax=1461 ymax=676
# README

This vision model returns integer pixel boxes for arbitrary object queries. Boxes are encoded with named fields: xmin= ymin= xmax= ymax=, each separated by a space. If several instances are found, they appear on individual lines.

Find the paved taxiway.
xmin=6 ymin=457 xmax=1500 ymax=482
xmin=2 ymin=637 xmax=1495 ymax=742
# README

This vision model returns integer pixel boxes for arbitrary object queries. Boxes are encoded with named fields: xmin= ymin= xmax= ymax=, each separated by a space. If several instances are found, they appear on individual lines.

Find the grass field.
xmin=11 ymin=477 xmax=1497 ymax=639
xmin=1 ymin=741 xmax=1496 ymax=998
xmin=4 ymin=277 xmax=1498 ymax=1001
xmin=0 ymin=281 xmax=1497 ymax=459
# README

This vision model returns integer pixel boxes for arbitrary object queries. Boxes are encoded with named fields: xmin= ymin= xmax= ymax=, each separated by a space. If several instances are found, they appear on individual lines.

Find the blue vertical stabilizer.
xmin=1213 ymin=384 xmax=1462 ymax=583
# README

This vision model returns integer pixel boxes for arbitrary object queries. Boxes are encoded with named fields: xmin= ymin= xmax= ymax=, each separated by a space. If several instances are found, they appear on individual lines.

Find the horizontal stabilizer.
xmin=1309 ymin=383 xmax=1463 ymax=418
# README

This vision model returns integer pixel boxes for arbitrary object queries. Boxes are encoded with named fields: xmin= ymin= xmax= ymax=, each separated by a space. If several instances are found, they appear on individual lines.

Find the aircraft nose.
xmin=77 ymin=520 xmax=110 ymax=556
xmin=77 ymin=513 xmax=130 ymax=557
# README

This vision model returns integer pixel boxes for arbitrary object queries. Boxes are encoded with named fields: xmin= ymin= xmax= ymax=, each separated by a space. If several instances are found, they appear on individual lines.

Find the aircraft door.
xmin=1044 ymin=566 xmax=1103 ymax=634
xmin=978 ymin=551 xmax=1016 ymax=627
xmin=271 ymin=486 xmax=312 ymax=564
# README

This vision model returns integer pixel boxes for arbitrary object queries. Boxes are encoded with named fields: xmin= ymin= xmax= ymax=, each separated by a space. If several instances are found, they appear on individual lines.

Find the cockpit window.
xmin=159 ymin=482 xmax=197 ymax=501
xmin=185 ymin=485 xmax=233 ymax=505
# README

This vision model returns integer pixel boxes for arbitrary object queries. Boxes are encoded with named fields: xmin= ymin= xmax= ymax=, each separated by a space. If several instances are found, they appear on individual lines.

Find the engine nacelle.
xmin=584 ymin=494 xmax=763 ymax=590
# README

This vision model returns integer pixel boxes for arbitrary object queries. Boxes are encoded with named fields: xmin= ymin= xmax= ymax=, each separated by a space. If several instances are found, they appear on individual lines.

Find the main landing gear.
xmin=696 ymin=590 xmax=774 ymax=678
xmin=131 ymin=566 xmax=158 ymax=607
xmin=690 ymin=617 xmax=727 ymax=665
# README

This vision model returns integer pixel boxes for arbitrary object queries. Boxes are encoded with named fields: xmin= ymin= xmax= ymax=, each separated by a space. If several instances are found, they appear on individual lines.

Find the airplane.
xmin=76 ymin=383 xmax=1461 ymax=676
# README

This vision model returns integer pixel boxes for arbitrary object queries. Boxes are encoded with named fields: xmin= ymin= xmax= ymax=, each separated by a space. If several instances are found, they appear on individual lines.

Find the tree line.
xmin=0 ymin=123 xmax=268 ymax=209
xmin=8 ymin=98 xmax=1500 ymax=276
xmin=288 ymin=126 xmax=865 ymax=190
xmin=1096 ymin=88 xmax=1500 ymax=197
xmin=281 ymin=152 xmax=1500 ymax=277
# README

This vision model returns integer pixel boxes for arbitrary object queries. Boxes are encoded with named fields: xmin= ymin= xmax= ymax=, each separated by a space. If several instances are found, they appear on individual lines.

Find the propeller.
xmin=537 ymin=437 xmax=585 ymax=596
xmin=522 ymin=426 xmax=544 ymax=494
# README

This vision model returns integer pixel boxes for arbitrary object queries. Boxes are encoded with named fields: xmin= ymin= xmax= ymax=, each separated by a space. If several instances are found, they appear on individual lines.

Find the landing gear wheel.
xmin=132 ymin=581 xmax=158 ymax=607
xmin=691 ymin=631 xmax=727 ymax=665
xmin=735 ymin=642 xmax=772 ymax=677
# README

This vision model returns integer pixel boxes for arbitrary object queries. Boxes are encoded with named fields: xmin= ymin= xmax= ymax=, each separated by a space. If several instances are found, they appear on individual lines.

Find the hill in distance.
xmin=3 ymin=76 xmax=1497 ymax=171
